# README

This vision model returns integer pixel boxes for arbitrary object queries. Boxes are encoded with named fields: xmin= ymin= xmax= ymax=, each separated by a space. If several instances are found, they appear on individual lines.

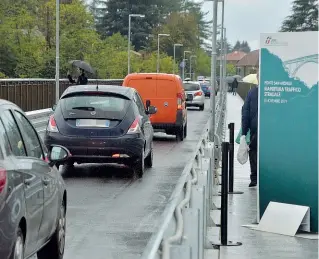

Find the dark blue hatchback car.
xmin=44 ymin=85 xmax=157 ymax=178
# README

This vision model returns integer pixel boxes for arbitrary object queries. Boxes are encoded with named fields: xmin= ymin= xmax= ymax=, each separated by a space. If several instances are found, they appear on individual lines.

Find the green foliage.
xmin=232 ymin=40 xmax=251 ymax=53
xmin=226 ymin=63 xmax=236 ymax=76
xmin=281 ymin=0 xmax=318 ymax=32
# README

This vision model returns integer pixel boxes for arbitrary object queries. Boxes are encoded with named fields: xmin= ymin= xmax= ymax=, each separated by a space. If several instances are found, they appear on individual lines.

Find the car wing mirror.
xmin=146 ymin=100 xmax=151 ymax=109
xmin=48 ymin=145 xmax=71 ymax=166
xmin=147 ymin=105 xmax=157 ymax=115
xmin=52 ymin=104 xmax=57 ymax=111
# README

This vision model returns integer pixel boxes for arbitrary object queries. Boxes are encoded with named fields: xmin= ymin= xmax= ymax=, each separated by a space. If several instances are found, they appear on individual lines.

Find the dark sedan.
xmin=44 ymin=85 xmax=157 ymax=178
xmin=0 ymin=99 xmax=71 ymax=259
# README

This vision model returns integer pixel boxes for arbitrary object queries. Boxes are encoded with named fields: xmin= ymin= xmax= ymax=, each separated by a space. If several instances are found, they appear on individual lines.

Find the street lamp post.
xmin=128 ymin=14 xmax=145 ymax=75
xmin=190 ymin=55 xmax=197 ymax=80
xmin=183 ymin=51 xmax=192 ymax=80
xmin=173 ymin=43 xmax=183 ymax=74
xmin=157 ymin=34 xmax=170 ymax=73
xmin=219 ymin=0 xmax=225 ymax=98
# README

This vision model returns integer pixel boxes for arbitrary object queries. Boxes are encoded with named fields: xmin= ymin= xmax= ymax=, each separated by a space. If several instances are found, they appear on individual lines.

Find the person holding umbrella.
xmin=231 ymin=77 xmax=238 ymax=95
xmin=68 ymin=68 xmax=88 ymax=85
xmin=67 ymin=60 xmax=95 ymax=85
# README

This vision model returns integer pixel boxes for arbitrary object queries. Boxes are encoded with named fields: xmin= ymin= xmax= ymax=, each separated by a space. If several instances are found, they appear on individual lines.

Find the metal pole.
xmin=190 ymin=57 xmax=192 ymax=80
xmin=220 ymin=0 xmax=224 ymax=97
xmin=128 ymin=15 xmax=131 ymax=75
xmin=173 ymin=45 xmax=176 ymax=74
xmin=157 ymin=35 xmax=160 ymax=73
xmin=55 ymin=0 xmax=60 ymax=104
xmin=209 ymin=0 xmax=219 ymax=141
xmin=228 ymin=123 xmax=235 ymax=192
xmin=224 ymin=28 xmax=227 ymax=81
xmin=183 ymin=52 xmax=186 ymax=80
xmin=221 ymin=142 xmax=229 ymax=245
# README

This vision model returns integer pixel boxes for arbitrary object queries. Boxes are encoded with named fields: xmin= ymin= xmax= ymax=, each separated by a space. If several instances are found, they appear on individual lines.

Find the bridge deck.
xmin=218 ymin=93 xmax=318 ymax=259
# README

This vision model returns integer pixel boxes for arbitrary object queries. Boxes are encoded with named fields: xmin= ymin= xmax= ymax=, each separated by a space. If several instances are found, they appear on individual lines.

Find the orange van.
xmin=122 ymin=73 xmax=187 ymax=141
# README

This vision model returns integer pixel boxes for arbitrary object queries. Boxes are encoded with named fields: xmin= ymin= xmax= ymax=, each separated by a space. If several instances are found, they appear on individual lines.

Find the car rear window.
xmin=62 ymin=95 xmax=128 ymax=112
xmin=183 ymin=83 xmax=200 ymax=91
xmin=60 ymin=94 xmax=131 ymax=120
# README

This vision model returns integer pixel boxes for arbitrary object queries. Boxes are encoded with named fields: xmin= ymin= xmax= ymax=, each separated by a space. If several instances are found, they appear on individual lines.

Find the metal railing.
xmin=141 ymin=85 xmax=227 ymax=259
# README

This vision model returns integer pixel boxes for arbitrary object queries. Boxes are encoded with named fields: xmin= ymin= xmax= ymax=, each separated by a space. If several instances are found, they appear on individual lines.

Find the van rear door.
xmin=154 ymin=78 xmax=177 ymax=124
xmin=125 ymin=74 xmax=157 ymax=102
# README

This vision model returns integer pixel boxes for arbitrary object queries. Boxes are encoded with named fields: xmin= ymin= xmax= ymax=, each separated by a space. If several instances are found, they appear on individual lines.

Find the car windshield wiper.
xmin=72 ymin=106 xmax=95 ymax=111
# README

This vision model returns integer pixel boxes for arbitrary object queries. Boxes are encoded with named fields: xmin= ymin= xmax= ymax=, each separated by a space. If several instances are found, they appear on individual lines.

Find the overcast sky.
xmin=201 ymin=0 xmax=294 ymax=50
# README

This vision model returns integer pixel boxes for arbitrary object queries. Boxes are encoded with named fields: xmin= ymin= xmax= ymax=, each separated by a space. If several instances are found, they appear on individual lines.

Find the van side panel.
xmin=126 ymin=78 xmax=157 ymax=101
xmin=154 ymin=78 xmax=177 ymax=124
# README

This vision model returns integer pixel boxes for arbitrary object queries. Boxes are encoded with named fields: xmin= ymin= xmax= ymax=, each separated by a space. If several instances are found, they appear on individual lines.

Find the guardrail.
xmin=141 ymin=85 xmax=227 ymax=259
xmin=0 ymin=78 xmax=123 ymax=111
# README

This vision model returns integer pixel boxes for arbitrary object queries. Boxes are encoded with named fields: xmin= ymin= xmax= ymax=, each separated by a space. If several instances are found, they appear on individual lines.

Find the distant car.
xmin=183 ymin=81 xmax=205 ymax=111
xmin=0 ymin=99 xmax=70 ymax=259
xmin=44 ymin=85 xmax=157 ymax=178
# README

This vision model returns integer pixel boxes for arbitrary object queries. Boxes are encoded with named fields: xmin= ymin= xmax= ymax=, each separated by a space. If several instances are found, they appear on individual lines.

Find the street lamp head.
xmin=130 ymin=14 xmax=145 ymax=18
xmin=184 ymin=50 xmax=192 ymax=54
xmin=158 ymin=33 xmax=170 ymax=37
xmin=174 ymin=43 xmax=183 ymax=47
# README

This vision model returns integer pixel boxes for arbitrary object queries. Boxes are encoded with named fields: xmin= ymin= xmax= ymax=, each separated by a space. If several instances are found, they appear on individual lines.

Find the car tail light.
xmin=194 ymin=91 xmax=202 ymax=97
xmin=177 ymin=93 xmax=184 ymax=110
xmin=47 ymin=115 xmax=59 ymax=133
xmin=127 ymin=118 xmax=141 ymax=134
xmin=0 ymin=168 xmax=7 ymax=193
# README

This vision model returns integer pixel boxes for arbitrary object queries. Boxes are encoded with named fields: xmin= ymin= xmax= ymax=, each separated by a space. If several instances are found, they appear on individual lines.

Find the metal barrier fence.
xmin=0 ymin=79 xmax=123 ymax=111
xmin=140 ymin=85 xmax=227 ymax=259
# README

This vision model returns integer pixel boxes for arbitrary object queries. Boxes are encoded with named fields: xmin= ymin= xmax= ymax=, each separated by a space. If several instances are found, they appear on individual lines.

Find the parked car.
xmin=123 ymin=73 xmax=187 ymax=141
xmin=0 ymin=99 xmax=70 ymax=259
xmin=199 ymin=81 xmax=211 ymax=97
xmin=44 ymin=85 xmax=157 ymax=178
xmin=183 ymin=81 xmax=206 ymax=111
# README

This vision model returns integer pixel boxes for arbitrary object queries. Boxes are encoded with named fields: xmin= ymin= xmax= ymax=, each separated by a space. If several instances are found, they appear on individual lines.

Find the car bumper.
xmin=44 ymin=132 xmax=144 ymax=164
xmin=186 ymin=98 xmax=205 ymax=106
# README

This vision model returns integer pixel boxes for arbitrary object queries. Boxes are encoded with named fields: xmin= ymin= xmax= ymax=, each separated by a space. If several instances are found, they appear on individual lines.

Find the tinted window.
xmin=62 ymin=95 xmax=128 ymax=112
xmin=1 ymin=111 xmax=26 ymax=157
xmin=134 ymin=93 xmax=145 ymax=115
xmin=0 ymin=119 xmax=12 ymax=158
xmin=14 ymin=111 xmax=43 ymax=159
xmin=183 ymin=83 xmax=201 ymax=91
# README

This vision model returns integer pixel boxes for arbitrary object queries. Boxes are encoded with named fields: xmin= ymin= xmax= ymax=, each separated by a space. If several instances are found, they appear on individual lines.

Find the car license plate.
xmin=76 ymin=119 xmax=110 ymax=128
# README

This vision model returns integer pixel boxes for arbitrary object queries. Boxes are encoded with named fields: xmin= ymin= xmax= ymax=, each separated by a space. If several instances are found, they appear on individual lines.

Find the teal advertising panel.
xmin=258 ymin=32 xmax=318 ymax=232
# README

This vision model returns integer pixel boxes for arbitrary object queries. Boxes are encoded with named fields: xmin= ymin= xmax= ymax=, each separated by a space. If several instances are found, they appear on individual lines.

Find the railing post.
xmin=212 ymin=142 xmax=242 ymax=247
xmin=228 ymin=123 xmax=243 ymax=194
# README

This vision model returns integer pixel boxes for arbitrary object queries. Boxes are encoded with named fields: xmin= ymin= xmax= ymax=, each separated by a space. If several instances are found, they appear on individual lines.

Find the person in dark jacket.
xmin=241 ymin=71 xmax=259 ymax=187
xmin=67 ymin=69 xmax=88 ymax=85
xmin=231 ymin=78 xmax=238 ymax=95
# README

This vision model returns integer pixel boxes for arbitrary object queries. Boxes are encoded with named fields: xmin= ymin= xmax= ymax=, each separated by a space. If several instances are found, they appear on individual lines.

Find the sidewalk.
xmin=220 ymin=93 xmax=318 ymax=259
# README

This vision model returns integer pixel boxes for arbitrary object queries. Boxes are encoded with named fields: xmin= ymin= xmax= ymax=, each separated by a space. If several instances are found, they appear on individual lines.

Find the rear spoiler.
xmin=61 ymin=91 xmax=131 ymax=100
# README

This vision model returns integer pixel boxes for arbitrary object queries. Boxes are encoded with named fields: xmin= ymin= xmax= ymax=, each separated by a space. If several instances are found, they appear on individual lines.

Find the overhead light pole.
xmin=173 ymin=43 xmax=183 ymax=74
xmin=190 ymin=55 xmax=197 ymax=80
xmin=219 ymin=0 xmax=225 ymax=100
xmin=183 ymin=50 xmax=192 ymax=80
xmin=128 ymin=14 xmax=145 ymax=75
xmin=157 ymin=33 xmax=170 ymax=73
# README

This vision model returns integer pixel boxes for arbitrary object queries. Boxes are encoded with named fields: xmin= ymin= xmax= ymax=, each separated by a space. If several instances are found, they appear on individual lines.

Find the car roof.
xmin=61 ymin=84 xmax=135 ymax=100
xmin=0 ymin=99 xmax=22 ymax=110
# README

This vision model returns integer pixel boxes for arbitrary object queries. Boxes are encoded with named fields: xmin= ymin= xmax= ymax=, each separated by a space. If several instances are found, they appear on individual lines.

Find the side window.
xmin=14 ymin=111 xmax=43 ymax=159
xmin=0 ymin=118 xmax=12 ymax=158
xmin=1 ymin=111 xmax=26 ymax=157
xmin=134 ymin=93 xmax=146 ymax=115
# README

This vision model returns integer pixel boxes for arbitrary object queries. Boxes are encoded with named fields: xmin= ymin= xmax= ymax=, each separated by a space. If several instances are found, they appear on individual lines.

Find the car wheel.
xmin=176 ymin=126 xmax=184 ymax=142
xmin=10 ymin=227 xmax=24 ymax=259
xmin=133 ymin=150 xmax=145 ymax=178
xmin=144 ymin=145 xmax=153 ymax=168
xmin=37 ymin=200 xmax=66 ymax=259
xmin=199 ymin=104 xmax=205 ymax=111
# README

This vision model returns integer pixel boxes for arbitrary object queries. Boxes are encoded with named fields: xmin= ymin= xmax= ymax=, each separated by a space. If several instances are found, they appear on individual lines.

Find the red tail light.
xmin=194 ymin=91 xmax=202 ymax=97
xmin=0 ymin=168 xmax=7 ymax=193
xmin=177 ymin=93 xmax=184 ymax=110
xmin=47 ymin=115 xmax=59 ymax=133
xmin=127 ymin=118 xmax=141 ymax=134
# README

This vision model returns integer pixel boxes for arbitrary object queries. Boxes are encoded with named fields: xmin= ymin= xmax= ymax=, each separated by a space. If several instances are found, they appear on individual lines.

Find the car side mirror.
xmin=52 ymin=104 xmax=57 ymax=111
xmin=145 ymin=100 xmax=151 ymax=109
xmin=147 ymin=105 xmax=157 ymax=115
xmin=48 ymin=145 xmax=71 ymax=166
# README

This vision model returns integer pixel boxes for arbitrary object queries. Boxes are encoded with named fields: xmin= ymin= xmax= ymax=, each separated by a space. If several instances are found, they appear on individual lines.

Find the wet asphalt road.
xmin=34 ymin=99 xmax=210 ymax=259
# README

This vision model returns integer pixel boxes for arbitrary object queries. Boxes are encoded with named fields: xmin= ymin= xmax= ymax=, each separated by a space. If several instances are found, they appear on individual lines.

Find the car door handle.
xmin=42 ymin=177 xmax=50 ymax=186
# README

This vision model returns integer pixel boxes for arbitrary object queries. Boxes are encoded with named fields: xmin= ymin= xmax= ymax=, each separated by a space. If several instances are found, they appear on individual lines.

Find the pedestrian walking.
xmin=67 ymin=68 xmax=88 ymax=85
xmin=231 ymin=78 xmax=238 ymax=95
xmin=241 ymin=71 xmax=259 ymax=187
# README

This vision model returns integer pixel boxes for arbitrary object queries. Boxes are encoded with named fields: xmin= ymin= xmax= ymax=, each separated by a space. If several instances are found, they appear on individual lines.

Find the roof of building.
xmin=237 ymin=49 xmax=259 ymax=67
xmin=217 ymin=51 xmax=247 ymax=61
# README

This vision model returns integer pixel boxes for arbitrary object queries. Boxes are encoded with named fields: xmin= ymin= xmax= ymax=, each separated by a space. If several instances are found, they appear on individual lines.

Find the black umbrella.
xmin=69 ymin=60 xmax=95 ymax=74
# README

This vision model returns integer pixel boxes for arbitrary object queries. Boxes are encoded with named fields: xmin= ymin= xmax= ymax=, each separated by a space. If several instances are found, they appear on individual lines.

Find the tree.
xmin=281 ymin=0 xmax=318 ymax=32
xmin=232 ymin=40 xmax=250 ymax=53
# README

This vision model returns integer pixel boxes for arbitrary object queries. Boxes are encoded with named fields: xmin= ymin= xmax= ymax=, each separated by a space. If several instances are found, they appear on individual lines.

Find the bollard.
xmin=212 ymin=142 xmax=242 ymax=247
xmin=228 ymin=123 xmax=244 ymax=195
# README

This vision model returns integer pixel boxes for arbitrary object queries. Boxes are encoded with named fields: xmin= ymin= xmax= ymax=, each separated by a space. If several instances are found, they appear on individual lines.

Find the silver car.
xmin=183 ymin=81 xmax=206 ymax=111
